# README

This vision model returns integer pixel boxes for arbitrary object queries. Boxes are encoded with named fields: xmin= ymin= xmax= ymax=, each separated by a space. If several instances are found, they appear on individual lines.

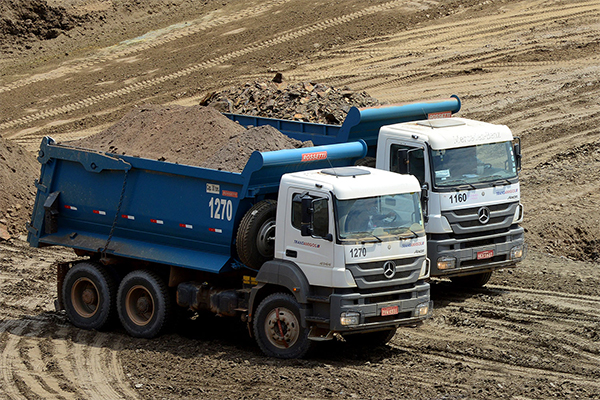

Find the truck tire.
xmin=62 ymin=261 xmax=117 ymax=331
xmin=117 ymin=270 xmax=171 ymax=338
xmin=450 ymin=271 xmax=493 ymax=288
xmin=253 ymin=293 xmax=312 ymax=359
xmin=236 ymin=200 xmax=277 ymax=270
xmin=355 ymin=157 xmax=376 ymax=168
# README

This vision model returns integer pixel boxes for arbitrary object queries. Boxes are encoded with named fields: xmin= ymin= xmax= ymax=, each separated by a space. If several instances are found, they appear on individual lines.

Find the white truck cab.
xmin=375 ymin=118 xmax=525 ymax=287
xmin=250 ymin=166 xmax=431 ymax=357
xmin=276 ymin=166 xmax=429 ymax=288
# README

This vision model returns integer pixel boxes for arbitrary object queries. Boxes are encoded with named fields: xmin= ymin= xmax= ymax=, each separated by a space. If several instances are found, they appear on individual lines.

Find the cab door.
xmin=281 ymin=187 xmax=335 ymax=287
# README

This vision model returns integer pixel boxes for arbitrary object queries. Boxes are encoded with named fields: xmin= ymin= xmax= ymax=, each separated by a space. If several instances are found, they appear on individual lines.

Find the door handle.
xmin=286 ymin=249 xmax=297 ymax=258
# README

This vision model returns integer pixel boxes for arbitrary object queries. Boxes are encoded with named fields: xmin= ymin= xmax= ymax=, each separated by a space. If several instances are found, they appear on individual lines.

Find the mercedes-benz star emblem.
xmin=383 ymin=261 xmax=396 ymax=279
xmin=478 ymin=206 xmax=491 ymax=224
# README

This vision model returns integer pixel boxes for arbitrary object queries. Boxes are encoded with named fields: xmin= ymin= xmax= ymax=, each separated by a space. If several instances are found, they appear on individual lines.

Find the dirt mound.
xmin=0 ymin=0 xmax=84 ymax=50
xmin=204 ymin=125 xmax=312 ymax=172
xmin=65 ymin=104 xmax=312 ymax=172
xmin=0 ymin=137 xmax=39 ymax=237
xmin=521 ymin=141 xmax=600 ymax=262
xmin=201 ymin=77 xmax=381 ymax=124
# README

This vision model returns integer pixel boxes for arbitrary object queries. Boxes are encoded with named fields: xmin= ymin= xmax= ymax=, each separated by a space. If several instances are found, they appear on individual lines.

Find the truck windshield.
xmin=431 ymin=141 xmax=518 ymax=187
xmin=336 ymin=193 xmax=425 ymax=242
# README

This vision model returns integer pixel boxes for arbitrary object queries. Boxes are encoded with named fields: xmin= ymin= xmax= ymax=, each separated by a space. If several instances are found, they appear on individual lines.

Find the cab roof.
xmin=284 ymin=166 xmax=421 ymax=200
xmin=380 ymin=117 xmax=514 ymax=149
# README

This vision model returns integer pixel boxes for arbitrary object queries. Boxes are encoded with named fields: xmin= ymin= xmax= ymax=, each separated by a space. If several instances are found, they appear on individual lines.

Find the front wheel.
xmin=117 ymin=270 xmax=171 ymax=338
xmin=450 ymin=271 xmax=493 ymax=288
xmin=253 ymin=293 xmax=312 ymax=359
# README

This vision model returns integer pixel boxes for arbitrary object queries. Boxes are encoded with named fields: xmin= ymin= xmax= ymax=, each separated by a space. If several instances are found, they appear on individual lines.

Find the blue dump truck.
xmin=28 ymin=137 xmax=432 ymax=358
xmin=225 ymin=96 xmax=525 ymax=287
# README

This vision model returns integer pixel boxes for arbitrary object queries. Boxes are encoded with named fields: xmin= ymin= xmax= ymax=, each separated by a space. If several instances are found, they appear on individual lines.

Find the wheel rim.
xmin=256 ymin=218 xmax=276 ymax=258
xmin=125 ymin=285 xmax=155 ymax=326
xmin=264 ymin=307 xmax=299 ymax=349
xmin=71 ymin=277 xmax=99 ymax=318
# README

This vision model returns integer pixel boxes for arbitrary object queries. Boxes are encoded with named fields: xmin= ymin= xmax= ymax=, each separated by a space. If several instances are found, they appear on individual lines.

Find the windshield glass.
xmin=336 ymin=193 xmax=425 ymax=242
xmin=431 ymin=141 xmax=517 ymax=187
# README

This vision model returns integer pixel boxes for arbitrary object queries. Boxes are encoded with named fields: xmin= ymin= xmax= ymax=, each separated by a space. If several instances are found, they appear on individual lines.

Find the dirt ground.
xmin=1 ymin=0 xmax=600 ymax=399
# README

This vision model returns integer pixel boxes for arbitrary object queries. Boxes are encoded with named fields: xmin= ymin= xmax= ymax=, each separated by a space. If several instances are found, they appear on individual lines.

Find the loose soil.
xmin=1 ymin=0 xmax=600 ymax=399
xmin=64 ymin=103 xmax=312 ymax=172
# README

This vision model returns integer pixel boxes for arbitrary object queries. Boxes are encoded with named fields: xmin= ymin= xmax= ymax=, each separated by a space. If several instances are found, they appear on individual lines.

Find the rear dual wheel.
xmin=62 ymin=261 xmax=117 ymax=330
xmin=117 ymin=270 xmax=172 ymax=338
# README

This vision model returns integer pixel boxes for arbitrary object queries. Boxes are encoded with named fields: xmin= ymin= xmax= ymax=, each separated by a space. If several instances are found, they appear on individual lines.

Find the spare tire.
xmin=236 ymin=200 xmax=277 ymax=270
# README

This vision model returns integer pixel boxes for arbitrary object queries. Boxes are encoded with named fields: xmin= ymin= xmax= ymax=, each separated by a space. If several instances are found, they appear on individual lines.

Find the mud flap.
xmin=55 ymin=261 xmax=70 ymax=311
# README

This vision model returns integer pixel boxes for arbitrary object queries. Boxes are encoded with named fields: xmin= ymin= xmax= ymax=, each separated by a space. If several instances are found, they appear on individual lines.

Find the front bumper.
xmin=326 ymin=280 xmax=431 ymax=332
xmin=429 ymin=225 xmax=525 ymax=277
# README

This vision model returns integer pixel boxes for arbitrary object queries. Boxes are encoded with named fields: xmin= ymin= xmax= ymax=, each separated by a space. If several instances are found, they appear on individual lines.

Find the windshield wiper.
xmin=360 ymin=234 xmax=382 ymax=243
xmin=398 ymin=229 xmax=419 ymax=239
xmin=451 ymin=179 xmax=477 ymax=190
xmin=489 ymin=175 xmax=513 ymax=185
xmin=477 ymin=174 xmax=513 ymax=185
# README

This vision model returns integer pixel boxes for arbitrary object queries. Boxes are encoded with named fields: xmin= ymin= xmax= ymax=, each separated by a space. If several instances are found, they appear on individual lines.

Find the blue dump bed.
xmin=224 ymin=96 xmax=461 ymax=155
xmin=27 ymin=138 xmax=368 ymax=274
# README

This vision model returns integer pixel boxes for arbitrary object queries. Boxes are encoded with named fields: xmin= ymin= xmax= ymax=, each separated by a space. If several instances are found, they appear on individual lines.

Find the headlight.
xmin=414 ymin=302 xmax=431 ymax=317
xmin=419 ymin=258 xmax=430 ymax=279
xmin=513 ymin=203 xmax=524 ymax=223
xmin=437 ymin=256 xmax=456 ymax=270
xmin=510 ymin=245 xmax=524 ymax=260
xmin=340 ymin=311 xmax=360 ymax=326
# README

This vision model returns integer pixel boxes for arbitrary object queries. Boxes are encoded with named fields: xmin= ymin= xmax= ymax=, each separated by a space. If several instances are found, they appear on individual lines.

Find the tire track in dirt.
xmin=13 ymin=334 xmax=69 ymax=400
xmin=1 ymin=319 xmax=79 ymax=399
xmin=290 ymin=1 xmax=599 ymax=94
xmin=0 ymin=0 xmax=294 ymax=96
xmin=285 ymin=0 xmax=600 ymax=98
xmin=415 ymin=284 xmax=600 ymax=389
xmin=52 ymin=329 xmax=139 ymax=400
xmin=404 ymin=346 xmax=600 ymax=390
xmin=0 ymin=0 xmax=438 ymax=136
xmin=1 ymin=321 xmax=36 ymax=400
xmin=1 ymin=239 xmax=136 ymax=400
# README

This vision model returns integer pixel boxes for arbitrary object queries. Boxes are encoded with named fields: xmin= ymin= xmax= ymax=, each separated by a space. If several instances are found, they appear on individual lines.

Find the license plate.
xmin=477 ymin=249 xmax=494 ymax=260
xmin=381 ymin=306 xmax=399 ymax=316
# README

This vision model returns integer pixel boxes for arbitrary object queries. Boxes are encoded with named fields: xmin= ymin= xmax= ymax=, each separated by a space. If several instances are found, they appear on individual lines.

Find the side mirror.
xmin=421 ymin=183 xmax=429 ymax=223
xmin=513 ymin=139 xmax=522 ymax=171
xmin=421 ymin=183 xmax=429 ymax=201
xmin=396 ymin=148 xmax=409 ymax=174
xmin=299 ymin=195 xmax=332 ymax=241
xmin=300 ymin=195 xmax=313 ymax=237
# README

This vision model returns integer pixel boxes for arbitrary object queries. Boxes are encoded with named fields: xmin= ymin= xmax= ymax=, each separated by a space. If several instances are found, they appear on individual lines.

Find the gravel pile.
xmin=201 ymin=75 xmax=381 ymax=124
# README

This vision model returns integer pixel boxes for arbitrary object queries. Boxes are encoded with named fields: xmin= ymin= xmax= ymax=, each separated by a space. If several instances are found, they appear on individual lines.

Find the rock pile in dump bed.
xmin=65 ymin=104 xmax=312 ymax=172
xmin=0 ymin=136 xmax=39 ymax=238
xmin=201 ymin=76 xmax=381 ymax=124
